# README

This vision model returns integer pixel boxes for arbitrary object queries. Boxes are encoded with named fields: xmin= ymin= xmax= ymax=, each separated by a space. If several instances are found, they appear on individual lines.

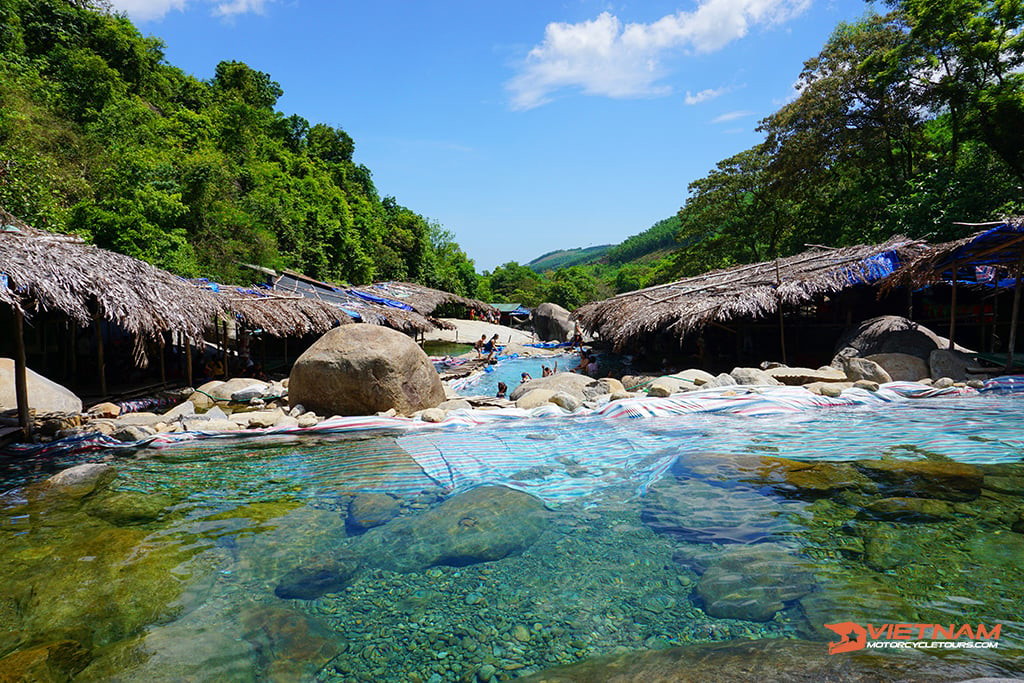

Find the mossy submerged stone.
xmin=695 ymin=545 xmax=817 ymax=621
xmin=351 ymin=486 xmax=549 ymax=573
xmin=274 ymin=558 xmax=360 ymax=600
xmin=346 ymin=492 xmax=401 ymax=533
xmin=857 ymin=496 xmax=955 ymax=523
xmin=0 ymin=639 xmax=91 ymax=682
xmin=856 ymin=458 xmax=983 ymax=501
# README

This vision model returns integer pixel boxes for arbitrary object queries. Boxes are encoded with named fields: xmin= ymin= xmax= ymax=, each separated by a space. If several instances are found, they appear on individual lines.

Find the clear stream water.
xmin=1 ymin=393 xmax=1023 ymax=680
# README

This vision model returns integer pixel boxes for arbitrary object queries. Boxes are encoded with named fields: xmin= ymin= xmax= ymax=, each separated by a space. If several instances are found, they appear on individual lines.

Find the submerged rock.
xmin=696 ymin=544 xmax=817 ymax=621
xmin=856 ymin=459 xmax=982 ymax=501
xmin=240 ymin=605 xmax=337 ymax=680
xmin=46 ymin=463 xmax=115 ymax=497
xmin=289 ymin=324 xmax=445 ymax=417
xmin=347 ymin=493 xmax=401 ymax=533
xmin=641 ymin=478 xmax=804 ymax=544
xmin=857 ymin=497 xmax=955 ymax=523
xmin=85 ymin=491 xmax=175 ymax=526
xmin=353 ymin=486 xmax=549 ymax=572
xmin=0 ymin=640 xmax=91 ymax=681
xmin=274 ymin=558 xmax=360 ymax=600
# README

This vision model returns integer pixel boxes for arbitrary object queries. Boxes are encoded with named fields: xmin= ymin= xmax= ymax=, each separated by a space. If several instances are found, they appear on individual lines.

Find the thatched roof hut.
xmin=209 ymin=285 xmax=350 ymax=337
xmin=882 ymin=220 xmax=1024 ymax=290
xmin=574 ymin=237 xmax=926 ymax=351
xmin=1 ymin=209 xmax=222 ymax=341
xmin=881 ymin=220 xmax=1024 ymax=359
xmin=363 ymin=281 xmax=498 ymax=318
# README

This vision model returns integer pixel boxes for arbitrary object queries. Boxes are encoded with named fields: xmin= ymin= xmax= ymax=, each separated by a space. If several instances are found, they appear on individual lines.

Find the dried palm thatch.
xmin=575 ymin=237 xmax=926 ymax=351
xmin=0 ymin=210 xmax=223 ymax=340
xmin=365 ymin=281 xmax=498 ymax=318
xmin=881 ymin=220 xmax=1024 ymax=291
xmin=269 ymin=271 xmax=455 ymax=336
xmin=221 ymin=288 xmax=351 ymax=337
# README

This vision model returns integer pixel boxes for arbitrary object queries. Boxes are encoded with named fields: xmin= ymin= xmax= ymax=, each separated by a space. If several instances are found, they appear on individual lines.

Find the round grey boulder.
xmin=289 ymin=324 xmax=445 ymax=416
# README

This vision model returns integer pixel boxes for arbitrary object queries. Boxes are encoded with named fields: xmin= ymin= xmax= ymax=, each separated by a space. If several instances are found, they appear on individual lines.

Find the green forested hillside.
xmin=671 ymin=2 xmax=1024 ymax=276
xmin=526 ymin=244 xmax=612 ymax=273
xmin=0 ymin=0 xmax=478 ymax=293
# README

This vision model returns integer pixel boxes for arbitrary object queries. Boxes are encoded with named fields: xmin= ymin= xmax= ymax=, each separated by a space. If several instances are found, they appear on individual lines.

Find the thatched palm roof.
xmin=0 ymin=208 xmax=223 ymax=340
xmin=365 ymin=281 xmax=498 ymax=318
xmin=882 ymin=220 xmax=1024 ymax=290
xmin=216 ymin=287 xmax=350 ymax=337
xmin=574 ymin=237 xmax=926 ymax=350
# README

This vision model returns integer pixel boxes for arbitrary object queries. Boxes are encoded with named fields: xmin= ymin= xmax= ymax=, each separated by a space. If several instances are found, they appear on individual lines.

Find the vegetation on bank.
xmin=0 ymin=0 xmax=478 ymax=293
xmin=496 ymin=0 xmax=1024 ymax=308
xmin=2 ymin=0 xmax=1021 ymax=311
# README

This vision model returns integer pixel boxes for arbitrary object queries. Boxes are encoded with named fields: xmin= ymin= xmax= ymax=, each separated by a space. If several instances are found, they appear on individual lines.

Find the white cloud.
xmin=712 ymin=109 xmax=753 ymax=123
xmin=108 ymin=0 xmax=269 ymax=21
xmin=684 ymin=85 xmax=731 ymax=105
xmin=507 ymin=0 xmax=812 ymax=110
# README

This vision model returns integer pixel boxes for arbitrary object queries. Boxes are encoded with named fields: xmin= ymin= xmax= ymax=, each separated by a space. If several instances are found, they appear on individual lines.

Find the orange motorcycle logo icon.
xmin=824 ymin=622 xmax=867 ymax=654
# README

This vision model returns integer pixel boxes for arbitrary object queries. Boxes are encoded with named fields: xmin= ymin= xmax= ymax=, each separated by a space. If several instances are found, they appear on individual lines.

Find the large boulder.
xmin=929 ymin=348 xmax=974 ymax=381
xmin=730 ymin=367 xmax=782 ymax=386
xmin=765 ymin=366 xmax=846 ymax=385
xmin=509 ymin=372 xmax=595 ymax=402
xmin=864 ymin=353 xmax=929 ymax=382
xmin=832 ymin=315 xmax=971 ymax=364
xmin=842 ymin=357 xmax=892 ymax=384
xmin=532 ymin=302 xmax=574 ymax=342
xmin=0 ymin=358 xmax=82 ymax=414
xmin=289 ymin=324 xmax=445 ymax=417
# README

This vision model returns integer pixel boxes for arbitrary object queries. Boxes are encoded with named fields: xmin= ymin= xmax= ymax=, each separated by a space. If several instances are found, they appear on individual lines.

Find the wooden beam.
xmin=13 ymin=308 xmax=31 ymax=441
xmin=159 ymin=333 xmax=166 ymax=388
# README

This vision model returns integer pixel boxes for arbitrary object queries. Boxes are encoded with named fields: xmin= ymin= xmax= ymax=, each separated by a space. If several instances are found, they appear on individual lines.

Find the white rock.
xmin=549 ymin=392 xmax=581 ymax=412
xmin=420 ymin=408 xmax=447 ymax=423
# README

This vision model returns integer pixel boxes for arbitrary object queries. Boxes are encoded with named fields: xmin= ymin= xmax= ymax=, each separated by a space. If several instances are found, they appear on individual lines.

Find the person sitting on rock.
xmin=496 ymin=382 xmax=508 ymax=399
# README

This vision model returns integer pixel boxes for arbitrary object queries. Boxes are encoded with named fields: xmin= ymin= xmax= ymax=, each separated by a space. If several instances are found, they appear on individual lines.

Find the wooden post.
xmin=159 ymin=333 xmax=166 ymax=388
xmin=185 ymin=337 xmax=193 ymax=387
xmin=221 ymin=319 xmax=229 ymax=379
xmin=94 ymin=314 xmax=107 ymax=397
xmin=948 ymin=264 xmax=958 ymax=351
xmin=1006 ymin=250 xmax=1024 ymax=370
xmin=775 ymin=258 xmax=787 ymax=364
xmin=13 ymin=308 xmax=31 ymax=441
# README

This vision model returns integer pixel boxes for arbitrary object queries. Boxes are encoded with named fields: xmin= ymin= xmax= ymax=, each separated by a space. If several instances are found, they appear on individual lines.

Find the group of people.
xmin=474 ymin=334 xmax=501 ymax=360
xmin=468 ymin=309 xmax=499 ymax=324
xmin=574 ymin=350 xmax=599 ymax=377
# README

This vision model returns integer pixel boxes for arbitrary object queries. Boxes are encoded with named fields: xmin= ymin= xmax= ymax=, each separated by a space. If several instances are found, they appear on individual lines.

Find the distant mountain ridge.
xmin=527 ymin=245 xmax=613 ymax=272
xmin=526 ymin=215 xmax=680 ymax=272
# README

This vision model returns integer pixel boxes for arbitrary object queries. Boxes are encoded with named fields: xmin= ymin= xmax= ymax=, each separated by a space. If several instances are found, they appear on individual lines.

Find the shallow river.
xmin=1 ymin=394 xmax=1023 ymax=680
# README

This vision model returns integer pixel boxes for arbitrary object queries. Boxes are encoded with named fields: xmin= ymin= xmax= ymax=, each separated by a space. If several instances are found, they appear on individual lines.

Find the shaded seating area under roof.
xmin=884 ymin=220 xmax=1024 ymax=365
xmin=574 ymin=237 xmax=927 ymax=351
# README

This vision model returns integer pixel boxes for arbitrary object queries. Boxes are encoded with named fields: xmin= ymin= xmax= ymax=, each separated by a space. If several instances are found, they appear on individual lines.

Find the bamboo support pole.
xmin=185 ymin=338 xmax=193 ymax=387
xmin=948 ymin=264 xmax=959 ymax=351
xmin=94 ymin=315 xmax=107 ymax=397
xmin=14 ymin=308 xmax=31 ymax=440
xmin=159 ymin=333 xmax=166 ymax=388
xmin=1006 ymin=250 xmax=1024 ymax=370
xmin=775 ymin=258 xmax=787 ymax=364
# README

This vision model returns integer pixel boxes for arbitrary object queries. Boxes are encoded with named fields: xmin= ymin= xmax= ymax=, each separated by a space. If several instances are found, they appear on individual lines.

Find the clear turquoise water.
xmin=1 ymin=394 xmax=1023 ymax=680
xmin=456 ymin=355 xmax=576 ymax=397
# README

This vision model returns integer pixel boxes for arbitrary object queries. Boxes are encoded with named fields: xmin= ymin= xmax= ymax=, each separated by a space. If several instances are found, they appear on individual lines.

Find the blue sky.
xmin=111 ymin=0 xmax=868 ymax=271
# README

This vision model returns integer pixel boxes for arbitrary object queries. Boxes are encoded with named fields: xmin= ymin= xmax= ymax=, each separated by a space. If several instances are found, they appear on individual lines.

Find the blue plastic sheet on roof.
xmin=841 ymin=249 xmax=901 ymax=285
xmin=0 ymin=273 xmax=7 ymax=290
xmin=347 ymin=289 xmax=415 ymax=311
